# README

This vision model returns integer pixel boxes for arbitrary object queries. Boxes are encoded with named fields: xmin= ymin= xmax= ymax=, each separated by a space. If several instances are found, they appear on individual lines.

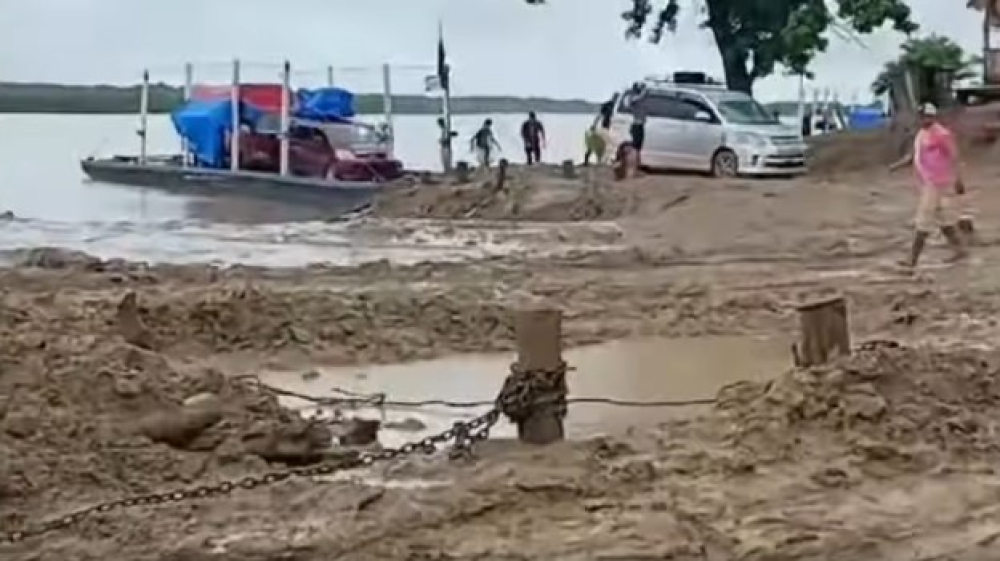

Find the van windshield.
xmin=715 ymin=97 xmax=778 ymax=125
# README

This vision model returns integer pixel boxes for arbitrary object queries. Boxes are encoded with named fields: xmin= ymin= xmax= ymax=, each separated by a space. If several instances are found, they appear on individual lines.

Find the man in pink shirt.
xmin=889 ymin=103 xmax=968 ymax=269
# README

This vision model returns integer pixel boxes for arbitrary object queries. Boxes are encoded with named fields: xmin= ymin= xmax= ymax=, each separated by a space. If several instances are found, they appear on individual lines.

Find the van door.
xmin=672 ymin=95 xmax=725 ymax=171
xmin=640 ymin=94 xmax=688 ymax=169
xmin=609 ymin=91 xmax=635 ymax=151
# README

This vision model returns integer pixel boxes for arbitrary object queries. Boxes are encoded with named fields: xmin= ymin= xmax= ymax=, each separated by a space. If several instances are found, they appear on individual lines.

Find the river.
xmin=0 ymin=113 xmax=595 ymax=266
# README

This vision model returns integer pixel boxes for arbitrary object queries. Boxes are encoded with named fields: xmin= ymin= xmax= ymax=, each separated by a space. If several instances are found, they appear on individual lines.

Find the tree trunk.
xmin=720 ymin=47 xmax=754 ymax=94
xmin=705 ymin=0 xmax=754 ymax=94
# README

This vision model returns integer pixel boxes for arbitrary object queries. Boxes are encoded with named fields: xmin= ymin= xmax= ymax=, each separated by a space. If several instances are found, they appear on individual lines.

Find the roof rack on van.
xmin=643 ymin=72 xmax=728 ymax=89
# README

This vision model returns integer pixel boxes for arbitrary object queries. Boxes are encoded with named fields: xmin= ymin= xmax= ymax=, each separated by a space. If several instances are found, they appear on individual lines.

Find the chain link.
xmin=1 ymin=361 xmax=564 ymax=545
xmin=496 ymin=360 xmax=568 ymax=423
xmin=856 ymin=339 xmax=903 ymax=352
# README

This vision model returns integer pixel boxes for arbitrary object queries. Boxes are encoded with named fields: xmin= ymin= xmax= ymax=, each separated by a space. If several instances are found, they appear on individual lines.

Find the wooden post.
xmin=560 ymin=159 xmax=576 ymax=179
xmin=454 ymin=161 xmax=471 ymax=184
xmin=794 ymin=296 xmax=850 ymax=367
xmin=117 ymin=291 xmax=154 ymax=349
xmin=494 ymin=158 xmax=509 ymax=192
xmin=513 ymin=307 xmax=565 ymax=444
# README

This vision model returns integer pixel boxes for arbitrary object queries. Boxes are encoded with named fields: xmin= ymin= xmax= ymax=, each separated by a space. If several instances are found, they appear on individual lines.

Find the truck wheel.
xmin=711 ymin=149 xmax=739 ymax=178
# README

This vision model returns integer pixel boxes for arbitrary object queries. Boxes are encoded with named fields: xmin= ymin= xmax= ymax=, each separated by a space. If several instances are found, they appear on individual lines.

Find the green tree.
xmin=524 ymin=0 xmax=918 ymax=94
xmin=870 ymin=34 xmax=979 ymax=97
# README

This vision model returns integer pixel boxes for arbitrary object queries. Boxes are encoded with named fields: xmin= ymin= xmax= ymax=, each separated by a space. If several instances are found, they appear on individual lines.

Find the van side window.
xmin=675 ymin=98 xmax=720 ymax=123
xmin=643 ymin=95 xmax=688 ymax=119
xmin=616 ymin=92 xmax=634 ymax=115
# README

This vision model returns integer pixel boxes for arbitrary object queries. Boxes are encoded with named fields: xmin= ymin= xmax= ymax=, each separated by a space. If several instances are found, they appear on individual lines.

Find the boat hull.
xmin=81 ymin=157 xmax=384 ymax=215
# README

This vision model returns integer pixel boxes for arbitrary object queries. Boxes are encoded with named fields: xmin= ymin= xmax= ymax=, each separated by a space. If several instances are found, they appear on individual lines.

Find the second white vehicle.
xmin=609 ymin=73 xmax=808 ymax=177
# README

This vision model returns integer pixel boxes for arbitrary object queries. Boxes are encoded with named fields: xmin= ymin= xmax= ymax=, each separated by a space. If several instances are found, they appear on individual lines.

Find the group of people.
xmin=434 ymin=83 xmax=653 ymax=179
xmin=436 ymin=112 xmax=548 ymax=172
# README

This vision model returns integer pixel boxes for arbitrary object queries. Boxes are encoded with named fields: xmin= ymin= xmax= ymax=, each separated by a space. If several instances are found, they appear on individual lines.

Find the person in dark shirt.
xmin=629 ymin=91 xmax=647 ymax=168
xmin=520 ymin=111 xmax=546 ymax=165
xmin=470 ymin=118 xmax=501 ymax=169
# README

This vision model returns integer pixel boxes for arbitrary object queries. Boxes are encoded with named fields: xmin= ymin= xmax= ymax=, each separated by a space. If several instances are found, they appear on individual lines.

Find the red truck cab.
xmin=236 ymin=124 xmax=403 ymax=182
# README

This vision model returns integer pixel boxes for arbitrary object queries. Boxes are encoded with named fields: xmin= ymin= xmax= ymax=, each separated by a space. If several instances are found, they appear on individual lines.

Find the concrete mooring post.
xmin=454 ymin=161 xmax=471 ymax=184
xmin=560 ymin=159 xmax=576 ymax=179
xmin=793 ymin=295 xmax=850 ymax=367
xmin=494 ymin=158 xmax=509 ymax=192
xmin=512 ymin=307 xmax=566 ymax=444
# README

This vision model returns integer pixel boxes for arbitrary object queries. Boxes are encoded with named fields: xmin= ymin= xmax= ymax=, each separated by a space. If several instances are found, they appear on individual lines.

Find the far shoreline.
xmin=0 ymin=82 xmax=600 ymax=116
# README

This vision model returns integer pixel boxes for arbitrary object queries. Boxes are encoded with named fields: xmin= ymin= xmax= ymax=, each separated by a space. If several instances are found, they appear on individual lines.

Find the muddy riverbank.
xmin=5 ymin=145 xmax=1000 ymax=558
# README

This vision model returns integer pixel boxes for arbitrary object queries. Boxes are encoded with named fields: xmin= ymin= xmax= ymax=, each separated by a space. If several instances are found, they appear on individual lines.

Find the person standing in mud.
xmin=889 ymin=103 xmax=968 ymax=269
xmin=584 ymin=99 xmax=614 ymax=165
xmin=470 ymin=118 xmax=501 ymax=170
xmin=627 ymin=83 xmax=648 ymax=169
xmin=520 ymin=111 xmax=546 ymax=165
xmin=436 ymin=117 xmax=457 ymax=174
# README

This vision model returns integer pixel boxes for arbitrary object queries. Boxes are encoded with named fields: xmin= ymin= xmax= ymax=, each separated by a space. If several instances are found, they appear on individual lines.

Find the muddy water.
xmin=0 ymin=114 xmax=598 ymax=266
xmin=0 ymin=214 xmax=621 ymax=266
xmin=262 ymin=335 xmax=791 ymax=447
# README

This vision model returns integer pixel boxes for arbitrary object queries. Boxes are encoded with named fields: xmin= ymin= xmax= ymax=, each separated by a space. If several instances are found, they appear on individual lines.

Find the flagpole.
xmin=438 ymin=20 xmax=454 ymax=172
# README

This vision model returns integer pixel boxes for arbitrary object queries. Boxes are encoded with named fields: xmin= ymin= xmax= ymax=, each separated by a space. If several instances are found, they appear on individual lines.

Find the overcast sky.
xmin=0 ymin=0 xmax=984 ymax=101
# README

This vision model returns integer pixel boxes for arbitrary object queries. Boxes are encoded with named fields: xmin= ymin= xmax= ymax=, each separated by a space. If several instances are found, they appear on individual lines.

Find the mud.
xmin=374 ymin=164 xmax=647 ymax=222
xmin=4 ymin=137 xmax=1000 ymax=558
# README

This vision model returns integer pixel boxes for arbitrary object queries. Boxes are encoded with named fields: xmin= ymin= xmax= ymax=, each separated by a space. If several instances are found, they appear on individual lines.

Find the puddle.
xmin=262 ymin=335 xmax=791 ymax=448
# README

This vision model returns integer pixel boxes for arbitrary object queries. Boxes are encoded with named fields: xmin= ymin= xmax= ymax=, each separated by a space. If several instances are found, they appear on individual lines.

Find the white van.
xmin=609 ymin=73 xmax=807 ymax=177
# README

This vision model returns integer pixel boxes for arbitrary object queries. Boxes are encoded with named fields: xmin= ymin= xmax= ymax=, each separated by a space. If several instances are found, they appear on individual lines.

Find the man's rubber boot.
xmin=941 ymin=224 xmax=968 ymax=263
xmin=957 ymin=217 xmax=976 ymax=245
xmin=898 ymin=230 xmax=929 ymax=270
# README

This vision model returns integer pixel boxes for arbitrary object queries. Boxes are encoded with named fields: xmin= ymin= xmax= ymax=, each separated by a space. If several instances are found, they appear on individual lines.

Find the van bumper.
xmin=735 ymin=146 xmax=808 ymax=176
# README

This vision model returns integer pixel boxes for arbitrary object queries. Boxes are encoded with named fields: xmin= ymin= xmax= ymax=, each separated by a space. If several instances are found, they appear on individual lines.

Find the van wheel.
xmin=711 ymin=149 xmax=739 ymax=178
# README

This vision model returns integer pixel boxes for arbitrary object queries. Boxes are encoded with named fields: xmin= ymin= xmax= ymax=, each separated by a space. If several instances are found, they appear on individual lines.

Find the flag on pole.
xmin=437 ymin=20 xmax=450 ymax=91
xmin=424 ymin=74 xmax=442 ymax=93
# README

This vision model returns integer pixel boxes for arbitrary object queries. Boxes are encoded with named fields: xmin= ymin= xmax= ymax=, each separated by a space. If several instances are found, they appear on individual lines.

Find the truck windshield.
xmin=716 ymin=97 xmax=778 ymax=125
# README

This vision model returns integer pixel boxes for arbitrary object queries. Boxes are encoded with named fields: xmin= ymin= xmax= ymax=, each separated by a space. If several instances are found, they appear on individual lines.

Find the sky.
xmin=0 ymin=0 xmax=985 ymax=102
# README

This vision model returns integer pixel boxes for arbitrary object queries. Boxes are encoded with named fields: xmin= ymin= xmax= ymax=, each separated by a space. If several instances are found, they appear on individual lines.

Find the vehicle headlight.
xmin=730 ymin=132 xmax=769 ymax=148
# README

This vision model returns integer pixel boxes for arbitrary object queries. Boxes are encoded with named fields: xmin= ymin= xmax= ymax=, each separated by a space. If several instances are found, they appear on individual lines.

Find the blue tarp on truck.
xmin=295 ymin=88 xmax=356 ymax=122
xmin=171 ymin=99 xmax=264 ymax=168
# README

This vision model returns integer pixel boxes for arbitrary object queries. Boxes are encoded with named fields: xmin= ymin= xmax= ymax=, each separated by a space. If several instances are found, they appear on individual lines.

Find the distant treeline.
xmin=0 ymin=82 xmax=599 ymax=115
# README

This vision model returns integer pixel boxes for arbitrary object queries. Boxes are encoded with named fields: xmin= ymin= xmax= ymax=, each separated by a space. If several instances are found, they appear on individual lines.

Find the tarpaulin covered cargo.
xmin=170 ymin=99 xmax=264 ymax=168
xmin=294 ymin=88 xmax=356 ymax=122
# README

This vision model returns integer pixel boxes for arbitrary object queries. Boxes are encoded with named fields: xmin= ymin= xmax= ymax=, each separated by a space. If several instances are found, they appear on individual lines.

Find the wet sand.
xmin=4 ymin=140 xmax=1000 ymax=559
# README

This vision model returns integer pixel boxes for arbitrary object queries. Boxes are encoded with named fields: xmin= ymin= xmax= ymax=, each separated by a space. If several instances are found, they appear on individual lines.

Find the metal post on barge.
xmin=984 ymin=0 xmax=995 ymax=83
xmin=442 ymin=69 xmax=453 ymax=170
xmin=381 ymin=63 xmax=395 ymax=158
xmin=438 ymin=20 xmax=454 ymax=172
xmin=326 ymin=65 xmax=335 ymax=87
xmin=230 ymin=59 xmax=241 ymax=173
xmin=279 ymin=60 xmax=291 ymax=176
xmin=796 ymin=73 xmax=805 ymax=139
xmin=181 ymin=62 xmax=193 ymax=167
xmin=138 ymin=69 xmax=150 ymax=165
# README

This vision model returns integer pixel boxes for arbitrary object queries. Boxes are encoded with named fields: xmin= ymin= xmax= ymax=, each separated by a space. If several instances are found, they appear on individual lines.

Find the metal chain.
xmin=1 ymin=407 xmax=502 ymax=545
xmin=856 ymin=339 xmax=903 ymax=352
xmin=1 ymin=361 xmax=563 ymax=545
xmin=496 ymin=360 xmax=568 ymax=423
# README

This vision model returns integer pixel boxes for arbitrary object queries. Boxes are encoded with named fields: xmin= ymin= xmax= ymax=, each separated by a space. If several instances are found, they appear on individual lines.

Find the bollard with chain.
xmin=500 ymin=307 xmax=567 ymax=444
